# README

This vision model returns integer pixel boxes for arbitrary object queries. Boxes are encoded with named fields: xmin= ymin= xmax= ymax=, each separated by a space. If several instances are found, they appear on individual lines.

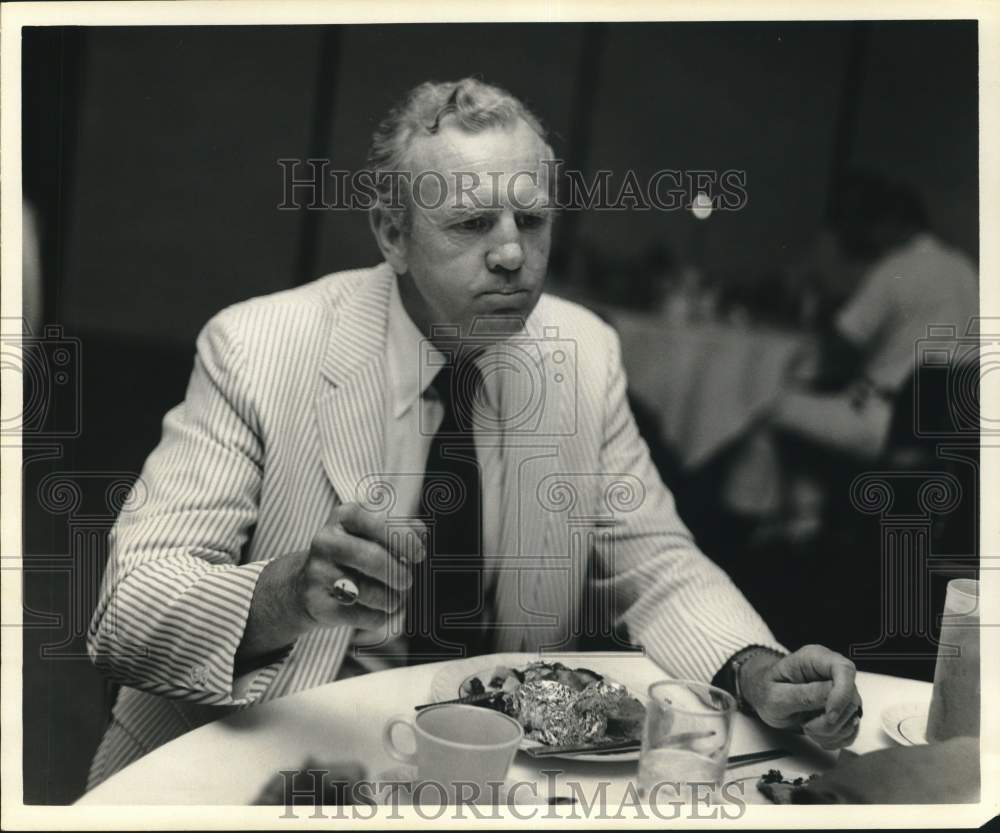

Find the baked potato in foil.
xmin=462 ymin=661 xmax=646 ymax=746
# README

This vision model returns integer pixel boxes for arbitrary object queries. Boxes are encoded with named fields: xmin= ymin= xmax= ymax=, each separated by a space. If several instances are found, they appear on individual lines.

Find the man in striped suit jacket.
xmin=87 ymin=78 xmax=862 ymax=788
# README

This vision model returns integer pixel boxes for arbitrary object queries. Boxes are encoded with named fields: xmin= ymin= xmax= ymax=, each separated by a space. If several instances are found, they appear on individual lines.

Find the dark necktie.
xmin=407 ymin=358 xmax=486 ymax=662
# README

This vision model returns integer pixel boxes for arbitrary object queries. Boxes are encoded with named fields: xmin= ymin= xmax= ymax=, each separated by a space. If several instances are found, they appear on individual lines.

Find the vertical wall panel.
xmin=849 ymin=21 xmax=978 ymax=261
xmin=61 ymin=26 xmax=324 ymax=345
xmin=577 ymin=22 xmax=850 ymax=278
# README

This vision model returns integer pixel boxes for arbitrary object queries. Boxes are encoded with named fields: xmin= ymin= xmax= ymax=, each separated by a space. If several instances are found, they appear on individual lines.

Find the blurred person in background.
xmin=760 ymin=172 xmax=978 ymax=669
xmin=771 ymin=171 xmax=978 ymax=461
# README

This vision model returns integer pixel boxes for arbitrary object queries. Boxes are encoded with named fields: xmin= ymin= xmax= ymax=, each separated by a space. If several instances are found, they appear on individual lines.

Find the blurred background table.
xmin=609 ymin=312 xmax=810 ymax=471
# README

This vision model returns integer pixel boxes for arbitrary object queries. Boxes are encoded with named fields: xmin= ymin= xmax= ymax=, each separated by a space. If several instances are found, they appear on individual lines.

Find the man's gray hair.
xmin=366 ymin=77 xmax=550 ymax=229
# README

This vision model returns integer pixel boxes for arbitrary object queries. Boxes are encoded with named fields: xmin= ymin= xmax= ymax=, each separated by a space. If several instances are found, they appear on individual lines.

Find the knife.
xmin=725 ymin=748 xmax=790 ymax=769
xmin=524 ymin=742 xmax=790 ymax=765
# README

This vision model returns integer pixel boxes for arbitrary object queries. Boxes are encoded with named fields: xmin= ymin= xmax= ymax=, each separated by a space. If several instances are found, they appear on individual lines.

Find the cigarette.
xmin=332 ymin=577 xmax=360 ymax=605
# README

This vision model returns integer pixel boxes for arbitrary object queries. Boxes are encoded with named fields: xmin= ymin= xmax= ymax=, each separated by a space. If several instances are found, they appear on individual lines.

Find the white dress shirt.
xmin=338 ymin=275 xmax=504 ymax=676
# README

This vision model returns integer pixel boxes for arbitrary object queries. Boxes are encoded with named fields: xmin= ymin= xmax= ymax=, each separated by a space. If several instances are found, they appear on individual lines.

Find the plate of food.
xmin=428 ymin=654 xmax=648 ymax=762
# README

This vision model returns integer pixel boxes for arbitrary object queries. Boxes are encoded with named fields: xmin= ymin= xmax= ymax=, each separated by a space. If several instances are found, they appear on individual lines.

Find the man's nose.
xmin=486 ymin=242 xmax=525 ymax=272
xmin=486 ymin=214 xmax=525 ymax=272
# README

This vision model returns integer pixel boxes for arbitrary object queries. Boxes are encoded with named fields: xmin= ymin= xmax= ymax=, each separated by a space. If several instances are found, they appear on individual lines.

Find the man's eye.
xmin=457 ymin=216 xmax=491 ymax=232
xmin=516 ymin=213 xmax=547 ymax=230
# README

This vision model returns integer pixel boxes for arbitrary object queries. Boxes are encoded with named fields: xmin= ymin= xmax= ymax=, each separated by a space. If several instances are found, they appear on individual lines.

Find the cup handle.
xmin=383 ymin=714 xmax=418 ymax=765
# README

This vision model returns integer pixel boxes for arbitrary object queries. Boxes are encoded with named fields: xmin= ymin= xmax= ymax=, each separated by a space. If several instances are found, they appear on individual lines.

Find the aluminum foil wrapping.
xmin=513 ymin=679 xmax=609 ymax=746
xmin=512 ymin=679 xmax=574 ymax=743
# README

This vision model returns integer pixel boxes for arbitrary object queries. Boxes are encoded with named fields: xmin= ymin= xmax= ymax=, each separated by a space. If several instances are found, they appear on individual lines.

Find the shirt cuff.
xmin=169 ymin=559 xmax=286 ymax=706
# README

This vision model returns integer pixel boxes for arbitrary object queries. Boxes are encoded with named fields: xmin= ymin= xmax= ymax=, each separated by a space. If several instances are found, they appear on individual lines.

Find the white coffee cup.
xmin=382 ymin=704 xmax=523 ymax=803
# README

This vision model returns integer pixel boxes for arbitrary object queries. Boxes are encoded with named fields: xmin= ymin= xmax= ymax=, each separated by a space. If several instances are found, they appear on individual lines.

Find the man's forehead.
xmin=407 ymin=119 xmax=552 ymax=179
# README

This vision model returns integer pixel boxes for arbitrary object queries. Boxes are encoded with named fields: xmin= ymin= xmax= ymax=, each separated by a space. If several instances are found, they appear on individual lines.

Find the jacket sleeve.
xmin=87 ymin=310 xmax=288 ymax=706
xmin=590 ymin=325 xmax=786 ymax=681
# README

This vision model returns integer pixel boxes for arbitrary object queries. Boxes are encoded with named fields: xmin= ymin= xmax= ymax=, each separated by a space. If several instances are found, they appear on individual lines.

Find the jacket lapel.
xmin=315 ymin=266 xmax=393 ymax=505
xmin=280 ymin=267 xmax=393 ymax=693
xmin=492 ymin=312 xmax=573 ymax=652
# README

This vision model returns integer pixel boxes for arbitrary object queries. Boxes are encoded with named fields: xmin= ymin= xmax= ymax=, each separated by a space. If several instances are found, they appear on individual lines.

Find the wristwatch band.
xmin=713 ymin=645 xmax=786 ymax=716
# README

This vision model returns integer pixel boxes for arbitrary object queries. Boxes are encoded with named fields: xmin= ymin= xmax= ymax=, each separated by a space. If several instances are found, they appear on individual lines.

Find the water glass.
xmin=927 ymin=578 xmax=980 ymax=742
xmin=639 ymin=679 xmax=736 ymax=804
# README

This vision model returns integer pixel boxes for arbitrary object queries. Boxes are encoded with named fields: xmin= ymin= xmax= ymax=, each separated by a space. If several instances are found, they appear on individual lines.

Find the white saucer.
xmin=880 ymin=702 xmax=929 ymax=746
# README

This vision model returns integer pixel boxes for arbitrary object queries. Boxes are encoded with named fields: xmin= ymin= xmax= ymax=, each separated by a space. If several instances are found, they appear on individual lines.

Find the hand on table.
xmin=740 ymin=644 xmax=863 ymax=750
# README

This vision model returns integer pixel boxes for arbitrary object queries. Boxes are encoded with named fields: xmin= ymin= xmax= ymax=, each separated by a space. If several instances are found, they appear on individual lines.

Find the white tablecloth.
xmin=78 ymin=652 xmax=931 ymax=805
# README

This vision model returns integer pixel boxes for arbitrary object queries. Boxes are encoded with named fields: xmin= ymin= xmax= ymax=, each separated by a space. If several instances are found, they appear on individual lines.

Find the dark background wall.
xmin=21 ymin=21 xmax=977 ymax=803
xmin=34 ymin=22 xmax=978 ymax=348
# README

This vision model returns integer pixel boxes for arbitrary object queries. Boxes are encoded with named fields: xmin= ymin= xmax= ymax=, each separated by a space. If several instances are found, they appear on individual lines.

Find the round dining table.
xmin=77 ymin=652 xmax=932 ymax=806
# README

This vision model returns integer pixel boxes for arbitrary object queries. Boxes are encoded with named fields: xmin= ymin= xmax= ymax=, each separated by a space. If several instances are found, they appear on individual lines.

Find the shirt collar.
xmin=385 ymin=275 xmax=502 ymax=420
xmin=386 ymin=274 xmax=440 ymax=419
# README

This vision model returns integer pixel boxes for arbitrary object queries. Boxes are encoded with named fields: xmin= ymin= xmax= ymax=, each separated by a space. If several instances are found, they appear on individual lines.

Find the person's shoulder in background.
xmin=873 ymin=232 xmax=977 ymax=292
xmin=838 ymin=231 xmax=977 ymax=342
xmin=878 ymin=232 xmax=978 ymax=323
xmin=912 ymin=231 xmax=977 ymax=274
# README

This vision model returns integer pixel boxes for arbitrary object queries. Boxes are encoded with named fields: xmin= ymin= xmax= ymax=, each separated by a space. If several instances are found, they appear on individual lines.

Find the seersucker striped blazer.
xmin=86 ymin=263 xmax=782 ymax=788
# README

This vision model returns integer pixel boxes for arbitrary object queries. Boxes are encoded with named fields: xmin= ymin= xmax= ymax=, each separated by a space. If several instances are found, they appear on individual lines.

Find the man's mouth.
xmin=480 ymin=289 xmax=530 ymax=297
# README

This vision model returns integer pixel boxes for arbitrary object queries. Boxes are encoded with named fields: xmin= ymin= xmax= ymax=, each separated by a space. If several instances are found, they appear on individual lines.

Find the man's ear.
xmin=369 ymin=207 xmax=408 ymax=275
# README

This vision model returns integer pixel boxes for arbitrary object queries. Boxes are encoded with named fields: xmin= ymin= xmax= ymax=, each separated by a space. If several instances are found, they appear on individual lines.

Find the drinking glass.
xmin=927 ymin=578 xmax=980 ymax=742
xmin=639 ymin=679 xmax=736 ymax=804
